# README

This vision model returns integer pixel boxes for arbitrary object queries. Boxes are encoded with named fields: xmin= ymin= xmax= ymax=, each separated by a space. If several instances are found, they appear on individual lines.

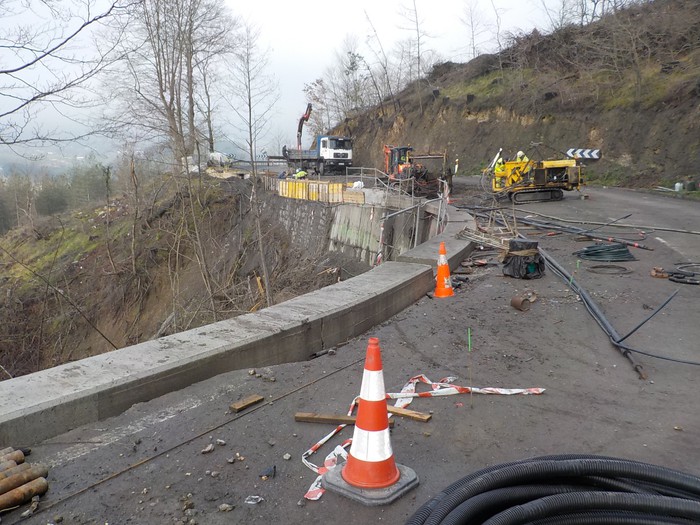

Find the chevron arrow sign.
xmin=566 ymin=148 xmax=601 ymax=159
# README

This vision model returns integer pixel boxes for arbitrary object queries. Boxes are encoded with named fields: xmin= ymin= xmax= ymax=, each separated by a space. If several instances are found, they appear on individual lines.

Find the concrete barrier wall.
xmin=0 ymin=262 xmax=434 ymax=446
xmin=266 ymin=192 xmax=437 ymax=267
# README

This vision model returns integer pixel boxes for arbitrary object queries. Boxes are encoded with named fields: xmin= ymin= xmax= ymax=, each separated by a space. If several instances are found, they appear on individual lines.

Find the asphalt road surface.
xmin=6 ymin=183 xmax=700 ymax=525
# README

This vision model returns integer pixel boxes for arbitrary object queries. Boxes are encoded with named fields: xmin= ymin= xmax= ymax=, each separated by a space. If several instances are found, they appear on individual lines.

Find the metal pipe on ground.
xmin=0 ymin=450 xmax=24 ymax=465
xmin=470 ymin=209 xmax=699 ymax=372
xmin=509 ymin=207 xmax=700 ymax=236
xmin=0 ymin=465 xmax=49 ymax=497
xmin=522 ymin=217 xmax=653 ymax=250
xmin=0 ymin=477 xmax=49 ymax=511
xmin=468 ymin=208 xmax=653 ymax=251
xmin=0 ymin=463 xmax=31 ymax=480
xmin=539 ymin=247 xmax=646 ymax=380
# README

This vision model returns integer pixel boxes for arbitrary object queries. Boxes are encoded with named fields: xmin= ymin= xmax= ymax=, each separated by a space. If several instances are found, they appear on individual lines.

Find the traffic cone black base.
xmin=322 ymin=463 xmax=418 ymax=507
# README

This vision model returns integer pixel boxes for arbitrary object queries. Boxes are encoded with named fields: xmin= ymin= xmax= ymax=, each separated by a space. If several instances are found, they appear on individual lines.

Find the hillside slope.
xmin=0 ymin=177 xmax=367 ymax=379
xmin=347 ymin=0 xmax=700 ymax=187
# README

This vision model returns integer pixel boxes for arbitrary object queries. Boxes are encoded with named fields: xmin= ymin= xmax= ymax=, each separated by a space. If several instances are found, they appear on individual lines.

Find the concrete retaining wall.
xmin=0 ymin=187 xmax=476 ymax=447
xmin=0 ymin=262 xmax=434 ymax=446
xmin=267 ymin=192 xmax=437 ymax=266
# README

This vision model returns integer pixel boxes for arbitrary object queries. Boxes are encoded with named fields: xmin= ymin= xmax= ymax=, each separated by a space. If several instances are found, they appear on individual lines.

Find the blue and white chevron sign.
xmin=566 ymin=148 xmax=601 ymax=159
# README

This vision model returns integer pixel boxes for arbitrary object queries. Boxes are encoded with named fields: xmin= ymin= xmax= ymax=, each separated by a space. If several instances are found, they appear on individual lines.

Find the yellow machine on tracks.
xmin=489 ymin=146 xmax=591 ymax=203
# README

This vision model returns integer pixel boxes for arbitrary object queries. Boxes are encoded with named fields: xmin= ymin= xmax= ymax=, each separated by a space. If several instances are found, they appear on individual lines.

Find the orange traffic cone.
xmin=322 ymin=337 xmax=418 ymax=506
xmin=434 ymin=241 xmax=454 ymax=298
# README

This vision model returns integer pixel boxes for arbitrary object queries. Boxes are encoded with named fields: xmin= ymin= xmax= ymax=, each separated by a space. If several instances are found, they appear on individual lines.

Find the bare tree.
xmin=196 ymin=55 xmax=219 ymax=153
xmin=303 ymin=79 xmax=333 ymax=135
xmin=0 ymin=0 xmax=133 ymax=149
xmin=324 ymin=36 xmax=372 ymax=123
xmin=105 ymin=0 xmax=238 ymax=329
xmin=304 ymin=35 xmax=375 ymax=131
xmin=391 ymin=39 xmax=418 ymax=93
xmin=364 ymin=11 xmax=400 ymax=113
xmin=111 ymin=0 xmax=235 ymax=167
xmin=398 ymin=0 xmax=431 ymax=113
xmin=490 ymin=0 xmax=505 ymax=71
xmin=225 ymin=20 xmax=278 ymax=308
xmin=540 ymin=0 xmax=578 ymax=30
xmin=461 ymin=0 xmax=489 ymax=59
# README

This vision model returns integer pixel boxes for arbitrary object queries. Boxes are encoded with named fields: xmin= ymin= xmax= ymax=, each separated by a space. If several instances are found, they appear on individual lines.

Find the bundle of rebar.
xmin=0 ymin=447 xmax=49 ymax=512
xmin=573 ymin=242 xmax=637 ymax=262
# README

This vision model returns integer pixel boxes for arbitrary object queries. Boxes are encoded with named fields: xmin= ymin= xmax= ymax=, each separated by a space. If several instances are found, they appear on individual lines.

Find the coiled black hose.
xmin=530 ymin=510 xmax=698 ymax=525
xmin=406 ymin=456 xmax=700 ymax=525
xmin=573 ymin=243 xmax=637 ymax=262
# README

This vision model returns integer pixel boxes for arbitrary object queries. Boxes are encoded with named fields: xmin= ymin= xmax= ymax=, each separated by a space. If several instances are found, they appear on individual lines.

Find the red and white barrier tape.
xmin=302 ymin=374 xmax=545 ymax=500
xmin=301 ymin=398 xmax=357 ymax=500
xmin=391 ymin=374 xmax=545 ymax=408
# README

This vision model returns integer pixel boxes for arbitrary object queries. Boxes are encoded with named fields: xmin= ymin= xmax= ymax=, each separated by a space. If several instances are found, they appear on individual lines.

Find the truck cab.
xmin=283 ymin=135 xmax=352 ymax=175
xmin=316 ymin=135 xmax=352 ymax=175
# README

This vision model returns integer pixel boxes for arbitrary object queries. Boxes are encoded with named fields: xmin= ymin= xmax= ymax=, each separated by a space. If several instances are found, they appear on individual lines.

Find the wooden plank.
xmin=229 ymin=394 xmax=264 ymax=413
xmin=387 ymin=405 xmax=432 ymax=422
xmin=294 ymin=413 xmax=394 ymax=427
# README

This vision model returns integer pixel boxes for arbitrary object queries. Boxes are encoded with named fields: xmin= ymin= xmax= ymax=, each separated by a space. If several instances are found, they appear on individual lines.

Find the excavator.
xmin=488 ymin=144 xmax=589 ymax=203
xmin=384 ymin=145 xmax=450 ymax=197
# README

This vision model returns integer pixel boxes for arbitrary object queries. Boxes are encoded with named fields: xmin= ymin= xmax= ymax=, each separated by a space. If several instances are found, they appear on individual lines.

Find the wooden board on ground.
xmin=229 ymin=394 xmax=264 ymax=413
xmin=294 ymin=413 xmax=394 ymax=427
xmin=387 ymin=405 xmax=432 ymax=422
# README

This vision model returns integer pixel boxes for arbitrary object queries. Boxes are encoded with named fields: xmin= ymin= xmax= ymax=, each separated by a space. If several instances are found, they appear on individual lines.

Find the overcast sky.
xmin=230 ymin=0 xmax=554 ymax=151
xmin=0 ymin=0 xmax=559 ymax=168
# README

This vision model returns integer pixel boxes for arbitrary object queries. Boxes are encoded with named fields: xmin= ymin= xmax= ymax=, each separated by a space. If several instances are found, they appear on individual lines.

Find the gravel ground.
xmin=6 ymin=180 xmax=700 ymax=525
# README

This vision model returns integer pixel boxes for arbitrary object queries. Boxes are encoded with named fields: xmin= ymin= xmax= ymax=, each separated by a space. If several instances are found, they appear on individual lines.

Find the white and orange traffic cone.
xmin=322 ymin=337 xmax=419 ymax=506
xmin=434 ymin=241 xmax=454 ymax=298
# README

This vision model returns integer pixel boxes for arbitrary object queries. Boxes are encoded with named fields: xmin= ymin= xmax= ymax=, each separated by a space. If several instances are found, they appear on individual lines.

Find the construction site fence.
xmin=262 ymin=168 xmax=395 ymax=204
xmin=261 ymin=168 xmax=425 ymax=206
xmin=262 ymin=178 xmax=345 ymax=203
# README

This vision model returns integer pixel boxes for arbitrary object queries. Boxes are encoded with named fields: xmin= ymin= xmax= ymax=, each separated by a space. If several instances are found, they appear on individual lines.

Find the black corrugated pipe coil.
xmin=405 ymin=455 xmax=700 ymax=525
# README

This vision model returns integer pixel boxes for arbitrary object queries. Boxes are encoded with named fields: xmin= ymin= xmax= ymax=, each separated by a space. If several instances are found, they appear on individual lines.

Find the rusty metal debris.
xmin=0 ymin=448 xmax=49 ymax=513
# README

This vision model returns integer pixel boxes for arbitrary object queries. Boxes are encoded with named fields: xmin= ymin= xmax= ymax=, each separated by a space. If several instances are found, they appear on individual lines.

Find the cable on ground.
xmin=674 ymin=262 xmax=700 ymax=274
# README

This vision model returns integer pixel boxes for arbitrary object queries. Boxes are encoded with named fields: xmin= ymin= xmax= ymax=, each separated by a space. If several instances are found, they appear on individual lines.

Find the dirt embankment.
xmin=345 ymin=0 xmax=700 ymax=188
